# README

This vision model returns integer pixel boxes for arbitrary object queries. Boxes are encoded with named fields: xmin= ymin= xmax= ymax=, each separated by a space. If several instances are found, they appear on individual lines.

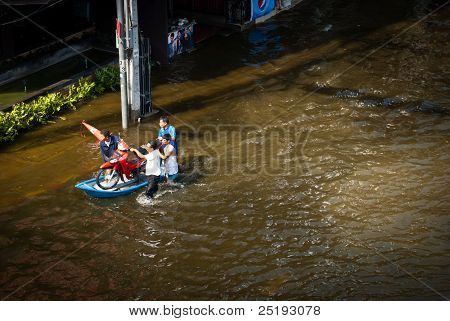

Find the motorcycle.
xmin=96 ymin=141 xmax=146 ymax=190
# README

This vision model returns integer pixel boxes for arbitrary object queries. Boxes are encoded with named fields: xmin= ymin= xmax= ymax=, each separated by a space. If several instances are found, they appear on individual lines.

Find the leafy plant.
xmin=1 ymin=79 xmax=95 ymax=142
xmin=94 ymin=64 xmax=120 ymax=94
xmin=0 ymin=65 xmax=120 ymax=143
xmin=0 ymin=112 xmax=18 ymax=142
xmin=65 ymin=80 xmax=95 ymax=108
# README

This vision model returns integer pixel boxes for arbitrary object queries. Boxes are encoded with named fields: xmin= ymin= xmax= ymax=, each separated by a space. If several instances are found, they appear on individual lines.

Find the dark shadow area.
xmin=153 ymin=0 xmax=449 ymax=83
xmin=145 ymin=0 xmax=450 ymax=118
xmin=149 ymin=40 xmax=398 ymax=117
xmin=0 ymin=49 xmax=117 ymax=108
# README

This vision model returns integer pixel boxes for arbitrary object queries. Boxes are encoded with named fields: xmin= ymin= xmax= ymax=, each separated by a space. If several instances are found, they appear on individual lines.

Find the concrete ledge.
xmin=0 ymin=60 xmax=116 ymax=112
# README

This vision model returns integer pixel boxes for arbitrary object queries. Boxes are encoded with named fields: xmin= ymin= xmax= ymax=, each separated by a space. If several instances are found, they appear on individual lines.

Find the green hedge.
xmin=0 ymin=65 xmax=119 ymax=143
xmin=94 ymin=64 xmax=120 ymax=94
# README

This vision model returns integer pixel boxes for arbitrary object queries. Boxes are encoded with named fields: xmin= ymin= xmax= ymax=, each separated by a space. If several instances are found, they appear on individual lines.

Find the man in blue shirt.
xmin=157 ymin=116 xmax=178 ymax=153
xmin=99 ymin=130 xmax=119 ymax=162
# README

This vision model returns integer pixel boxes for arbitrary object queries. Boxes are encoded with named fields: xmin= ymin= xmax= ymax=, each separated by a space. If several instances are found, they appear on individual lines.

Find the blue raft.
xmin=75 ymin=177 xmax=148 ymax=198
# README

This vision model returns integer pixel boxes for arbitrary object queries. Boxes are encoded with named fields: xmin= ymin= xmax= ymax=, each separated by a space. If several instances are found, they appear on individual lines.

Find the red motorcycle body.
xmin=100 ymin=150 xmax=144 ymax=179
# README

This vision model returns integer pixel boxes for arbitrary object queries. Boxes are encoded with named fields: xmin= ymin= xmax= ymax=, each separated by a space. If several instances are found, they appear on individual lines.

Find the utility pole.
xmin=116 ymin=0 xmax=129 ymax=129
xmin=126 ymin=0 xmax=141 ymax=121
xmin=117 ymin=0 xmax=152 ymax=127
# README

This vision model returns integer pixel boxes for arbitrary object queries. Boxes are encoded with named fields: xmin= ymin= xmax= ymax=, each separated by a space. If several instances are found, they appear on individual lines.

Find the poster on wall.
xmin=168 ymin=23 xmax=195 ymax=60
xmin=250 ymin=0 xmax=276 ymax=21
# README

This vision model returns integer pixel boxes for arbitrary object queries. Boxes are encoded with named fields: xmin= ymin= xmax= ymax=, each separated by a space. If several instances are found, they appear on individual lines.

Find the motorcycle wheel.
xmin=96 ymin=169 xmax=120 ymax=190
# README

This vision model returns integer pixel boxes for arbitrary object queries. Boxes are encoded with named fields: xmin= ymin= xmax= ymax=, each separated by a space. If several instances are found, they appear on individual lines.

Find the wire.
xmin=0 ymin=0 xmax=64 ymax=26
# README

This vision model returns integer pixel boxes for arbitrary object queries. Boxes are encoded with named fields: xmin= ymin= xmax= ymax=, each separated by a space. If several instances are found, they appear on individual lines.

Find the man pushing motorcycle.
xmin=130 ymin=141 xmax=164 ymax=199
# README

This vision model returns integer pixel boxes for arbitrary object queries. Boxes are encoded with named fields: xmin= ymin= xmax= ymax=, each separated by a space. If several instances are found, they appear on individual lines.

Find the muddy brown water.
xmin=0 ymin=0 xmax=449 ymax=300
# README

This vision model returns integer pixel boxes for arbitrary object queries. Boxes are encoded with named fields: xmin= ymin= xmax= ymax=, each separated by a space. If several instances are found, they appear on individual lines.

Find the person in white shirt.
xmin=131 ymin=140 xmax=164 ymax=198
xmin=160 ymin=133 xmax=179 ymax=185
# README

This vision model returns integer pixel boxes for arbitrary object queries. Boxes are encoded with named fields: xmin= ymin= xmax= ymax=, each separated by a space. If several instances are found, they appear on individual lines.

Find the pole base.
xmin=131 ymin=109 xmax=159 ymax=123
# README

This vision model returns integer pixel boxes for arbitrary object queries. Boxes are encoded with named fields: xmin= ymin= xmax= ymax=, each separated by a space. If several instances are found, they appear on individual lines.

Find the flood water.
xmin=0 ymin=0 xmax=449 ymax=300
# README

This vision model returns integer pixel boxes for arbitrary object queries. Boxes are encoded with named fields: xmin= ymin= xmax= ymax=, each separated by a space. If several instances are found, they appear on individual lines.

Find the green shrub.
xmin=0 ymin=112 xmax=18 ymax=142
xmin=0 ymin=79 xmax=95 ymax=143
xmin=0 ymin=65 xmax=119 ymax=143
xmin=94 ymin=64 xmax=120 ymax=94
xmin=65 ymin=80 xmax=96 ymax=108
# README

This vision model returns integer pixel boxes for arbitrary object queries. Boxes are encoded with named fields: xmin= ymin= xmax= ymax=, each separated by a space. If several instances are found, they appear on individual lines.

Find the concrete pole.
xmin=123 ymin=0 xmax=132 ymax=111
xmin=129 ymin=0 xmax=141 ymax=120
xmin=116 ymin=0 xmax=129 ymax=129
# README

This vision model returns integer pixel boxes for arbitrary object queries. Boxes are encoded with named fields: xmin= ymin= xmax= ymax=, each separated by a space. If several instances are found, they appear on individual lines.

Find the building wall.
xmin=173 ymin=0 xmax=226 ymax=15
xmin=138 ymin=0 xmax=169 ymax=65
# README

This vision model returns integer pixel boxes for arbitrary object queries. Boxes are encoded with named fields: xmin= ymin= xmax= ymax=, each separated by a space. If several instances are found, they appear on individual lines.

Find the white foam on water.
xmin=168 ymin=182 xmax=185 ymax=189
xmin=136 ymin=193 xmax=161 ymax=206
xmin=136 ymin=183 xmax=185 ymax=206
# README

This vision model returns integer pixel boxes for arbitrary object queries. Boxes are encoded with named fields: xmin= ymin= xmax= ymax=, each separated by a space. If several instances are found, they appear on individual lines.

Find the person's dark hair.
xmin=148 ymin=140 xmax=158 ymax=150
xmin=101 ymin=130 xmax=111 ymax=138
xmin=160 ymin=116 xmax=169 ymax=123
xmin=137 ymin=146 xmax=148 ymax=156
xmin=162 ymin=133 xmax=171 ymax=141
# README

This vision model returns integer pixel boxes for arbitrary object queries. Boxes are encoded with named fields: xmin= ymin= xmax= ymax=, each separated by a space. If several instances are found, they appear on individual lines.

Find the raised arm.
xmin=157 ymin=150 xmax=167 ymax=160
xmin=130 ymin=148 xmax=146 ymax=159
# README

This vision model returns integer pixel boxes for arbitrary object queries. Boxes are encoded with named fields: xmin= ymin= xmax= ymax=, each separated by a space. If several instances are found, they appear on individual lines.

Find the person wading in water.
xmin=159 ymin=133 xmax=179 ymax=185
xmin=131 ymin=140 xmax=164 ymax=199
